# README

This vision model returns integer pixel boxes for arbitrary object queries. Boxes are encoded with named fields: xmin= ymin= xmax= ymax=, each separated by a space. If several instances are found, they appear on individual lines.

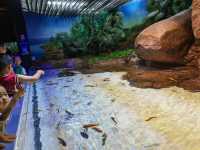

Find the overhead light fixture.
xmin=21 ymin=0 xmax=129 ymax=16
xmin=47 ymin=1 xmax=86 ymax=8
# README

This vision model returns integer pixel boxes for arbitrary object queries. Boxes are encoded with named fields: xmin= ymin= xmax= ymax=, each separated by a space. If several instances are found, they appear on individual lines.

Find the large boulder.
xmin=135 ymin=9 xmax=194 ymax=64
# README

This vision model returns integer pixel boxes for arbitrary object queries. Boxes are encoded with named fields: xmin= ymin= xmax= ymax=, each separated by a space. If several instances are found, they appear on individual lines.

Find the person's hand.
xmin=15 ymin=87 xmax=25 ymax=98
xmin=37 ymin=70 xmax=45 ymax=76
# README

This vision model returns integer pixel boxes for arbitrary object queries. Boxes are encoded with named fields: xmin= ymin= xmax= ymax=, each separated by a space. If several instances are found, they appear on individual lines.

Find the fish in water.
xmin=87 ymin=102 xmax=92 ymax=106
xmin=103 ymin=78 xmax=110 ymax=82
xmin=57 ymin=137 xmax=67 ymax=147
xmin=80 ymin=131 xmax=89 ymax=139
xmin=145 ymin=116 xmax=157 ymax=121
xmin=83 ymin=123 xmax=99 ymax=129
xmin=91 ymin=127 xmax=103 ymax=133
xmin=65 ymin=110 xmax=74 ymax=121
xmin=102 ymin=133 xmax=107 ymax=146
xmin=85 ymin=84 xmax=97 ymax=87
xmin=111 ymin=117 xmax=118 ymax=125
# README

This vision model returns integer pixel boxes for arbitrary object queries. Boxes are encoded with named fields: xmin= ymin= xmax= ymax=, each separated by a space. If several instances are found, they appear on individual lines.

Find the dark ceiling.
xmin=0 ymin=0 xmax=17 ymax=42
xmin=21 ymin=0 xmax=129 ymax=16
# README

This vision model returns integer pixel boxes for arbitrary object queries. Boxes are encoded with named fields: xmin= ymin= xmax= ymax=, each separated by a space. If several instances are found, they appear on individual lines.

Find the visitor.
xmin=0 ymin=86 xmax=24 ymax=149
xmin=0 ymin=54 xmax=44 ymax=96
xmin=14 ymin=56 xmax=26 ymax=75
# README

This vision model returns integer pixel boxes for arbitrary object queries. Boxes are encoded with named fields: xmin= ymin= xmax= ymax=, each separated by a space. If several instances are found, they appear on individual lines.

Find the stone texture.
xmin=124 ymin=67 xmax=199 ymax=89
xmin=192 ymin=0 xmax=200 ymax=39
xmin=185 ymin=41 xmax=200 ymax=68
xmin=135 ymin=9 xmax=193 ymax=64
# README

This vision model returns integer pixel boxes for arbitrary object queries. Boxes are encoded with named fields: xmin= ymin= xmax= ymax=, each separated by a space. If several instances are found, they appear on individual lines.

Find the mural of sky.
xmin=24 ymin=13 xmax=77 ymax=41
xmin=119 ymin=0 xmax=147 ymax=27
xmin=23 ymin=0 xmax=147 ymax=58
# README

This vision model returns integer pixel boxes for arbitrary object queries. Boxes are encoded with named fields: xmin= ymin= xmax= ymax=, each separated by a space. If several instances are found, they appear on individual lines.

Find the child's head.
xmin=0 ymin=86 xmax=9 ymax=102
xmin=0 ymin=86 xmax=9 ymax=112
xmin=0 ymin=55 xmax=13 ymax=75
xmin=0 ymin=43 xmax=6 ymax=54
xmin=15 ymin=56 xmax=22 ymax=66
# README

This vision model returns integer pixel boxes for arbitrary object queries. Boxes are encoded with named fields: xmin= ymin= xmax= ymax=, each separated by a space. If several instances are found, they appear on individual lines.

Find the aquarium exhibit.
xmin=0 ymin=0 xmax=200 ymax=150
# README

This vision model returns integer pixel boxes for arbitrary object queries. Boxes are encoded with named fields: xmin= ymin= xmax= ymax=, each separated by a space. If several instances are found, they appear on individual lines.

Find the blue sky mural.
xmin=24 ymin=0 xmax=147 ymax=58
xmin=119 ymin=0 xmax=147 ymax=27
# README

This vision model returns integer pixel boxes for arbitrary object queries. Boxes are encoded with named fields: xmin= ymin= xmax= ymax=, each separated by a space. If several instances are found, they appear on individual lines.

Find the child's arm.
xmin=17 ymin=70 xmax=44 ymax=83
xmin=0 ymin=88 xmax=24 ymax=121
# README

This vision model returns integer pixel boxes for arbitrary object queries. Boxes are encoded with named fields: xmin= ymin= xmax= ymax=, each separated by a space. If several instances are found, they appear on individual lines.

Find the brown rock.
xmin=185 ymin=41 xmax=200 ymax=67
xmin=192 ymin=0 xmax=200 ymax=39
xmin=124 ymin=67 xmax=199 ymax=89
xmin=135 ymin=9 xmax=194 ymax=64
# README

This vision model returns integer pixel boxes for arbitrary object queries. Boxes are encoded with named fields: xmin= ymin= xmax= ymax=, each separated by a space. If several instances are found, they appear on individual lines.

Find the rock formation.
xmin=135 ymin=9 xmax=193 ymax=64
xmin=126 ymin=0 xmax=200 ymax=91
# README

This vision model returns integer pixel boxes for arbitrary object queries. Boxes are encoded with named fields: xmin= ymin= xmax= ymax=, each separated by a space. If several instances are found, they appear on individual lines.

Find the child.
xmin=0 ymin=54 xmax=44 ymax=96
xmin=0 ymin=86 xmax=24 ymax=149
xmin=14 ymin=56 xmax=26 ymax=75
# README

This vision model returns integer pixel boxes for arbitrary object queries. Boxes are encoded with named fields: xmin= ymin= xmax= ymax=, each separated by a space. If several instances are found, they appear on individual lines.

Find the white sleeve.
xmin=22 ymin=68 xmax=27 ymax=75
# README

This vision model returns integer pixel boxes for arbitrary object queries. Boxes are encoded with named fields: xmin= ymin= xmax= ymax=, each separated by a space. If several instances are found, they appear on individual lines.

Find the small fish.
xmin=102 ymin=133 xmax=107 ymax=146
xmin=46 ymin=82 xmax=58 ymax=86
xmin=83 ymin=123 xmax=99 ymax=129
xmin=74 ymin=101 xmax=81 ymax=105
xmin=111 ymin=98 xmax=115 ymax=102
xmin=103 ymin=78 xmax=110 ymax=82
xmin=65 ymin=110 xmax=74 ymax=116
xmin=64 ymin=85 xmax=69 ymax=88
xmin=57 ymin=137 xmax=67 ymax=147
xmin=87 ymin=102 xmax=92 ymax=106
xmin=56 ymin=121 xmax=61 ymax=129
xmin=80 ymin=131 xmax=89 ymax=139
xmin=91 ymin=127 xmax=103 ymax=133
xmin=49 ymin=103 xmax=55 ymax=107
xmin=144 ymin=143 xmax=160 ymax=148
xmin=145 ymin=116 xmax=157 ymax=121
xmin=111 ymin=117 xmax=118 ymax=125
xmin=85 ymin=84 xmax=97 ymax=87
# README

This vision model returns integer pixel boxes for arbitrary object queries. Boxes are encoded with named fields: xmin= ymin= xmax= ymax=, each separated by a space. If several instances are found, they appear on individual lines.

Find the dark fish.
xmin=102 ymin=133 xmax=107 ymax=146
xmin=91 ymin=127 xmax=103 ymax=133
xmin=83 ymin=123 xmax=99 ymax=129
xmin=49 ymin=103 xmax=54 ymax=107
xmin=87 ymin=102 xmax=92 ymax=106
xmin=46 ymin=82 xmax=58 ymax=86
xmin=65 ymin=110 xmax=74 ymax=120
xmin=80 ymin=131 xmax=89 ymax=139
xmin=145 ymin=116 xmax=157 ymax=121
xmin=85 ymin=85 xmax=97 ymax=87
xmin=144 ymin=143 xmax=160 ymax=148
xmin=57 ymin=137 xmax=67 ymax=147
xmin=103 ymin=78 xmax=110 ymax=81
xmin=111 ymin=117 xmax=118 ymax=125
xmin=111 ymin=99 xmax=115 ymax=102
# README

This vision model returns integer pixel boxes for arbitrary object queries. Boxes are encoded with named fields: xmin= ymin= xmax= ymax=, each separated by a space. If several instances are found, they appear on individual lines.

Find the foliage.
xmin=146 ymin=0 xmax=192 ymax=22
xmin=42 ymin=10 xmax=127 ymax=57
xmin=5 ymin=42 xmax=19 ymax=55
xmin=87 ymin=48 xmax=135 ymax=64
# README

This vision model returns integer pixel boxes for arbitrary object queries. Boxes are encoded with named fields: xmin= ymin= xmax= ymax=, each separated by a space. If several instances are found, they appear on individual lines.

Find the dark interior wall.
xmin=0 ymin=0 xmax=16 ymax=42
xmin=0 ymin=0 xmax=28 ymax=43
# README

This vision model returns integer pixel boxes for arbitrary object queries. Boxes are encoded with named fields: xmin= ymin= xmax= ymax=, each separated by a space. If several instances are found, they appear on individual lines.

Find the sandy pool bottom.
xmin=16 ymin=70 xmax=200 ymax=150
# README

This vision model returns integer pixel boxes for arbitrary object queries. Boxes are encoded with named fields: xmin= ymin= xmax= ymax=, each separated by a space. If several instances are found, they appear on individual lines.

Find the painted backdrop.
xmin=23 ymin=0 xmax=147 ymax=59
